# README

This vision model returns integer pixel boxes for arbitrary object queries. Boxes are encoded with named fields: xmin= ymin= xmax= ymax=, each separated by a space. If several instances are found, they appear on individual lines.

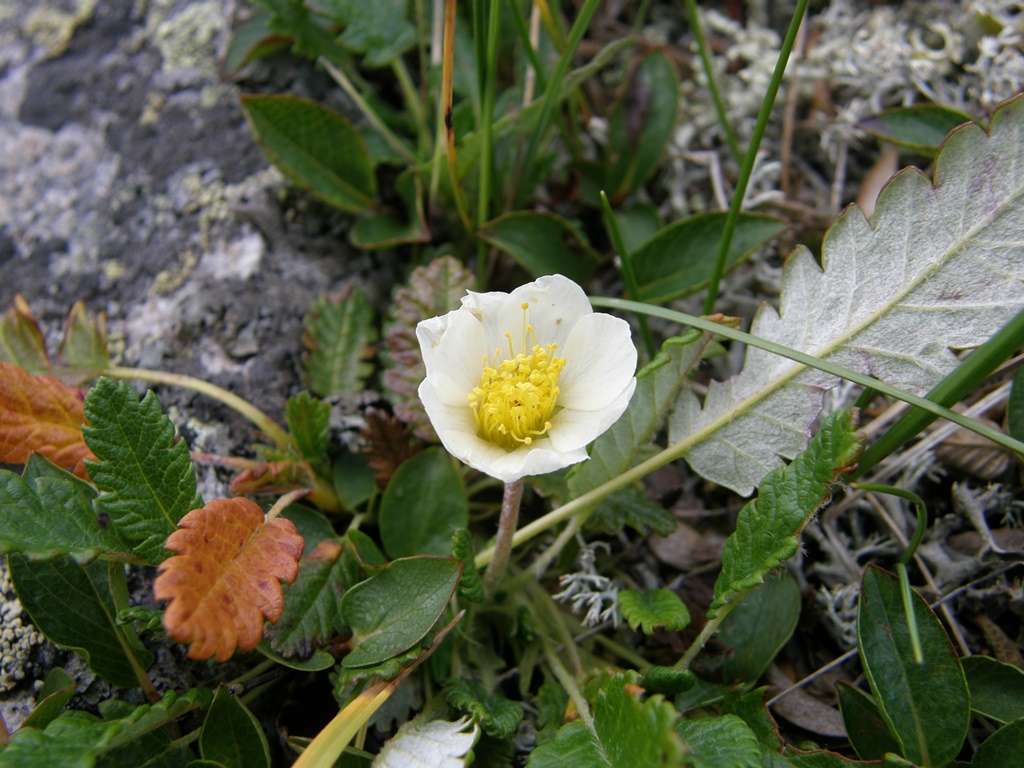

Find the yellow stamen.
xmin=468 ymin=304 xmax=565 ymax=452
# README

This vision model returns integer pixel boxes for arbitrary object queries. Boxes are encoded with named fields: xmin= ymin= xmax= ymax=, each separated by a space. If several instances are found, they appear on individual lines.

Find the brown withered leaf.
xmin=230 ymin=459 xmax=310 ymax=496
xmin=154 ymin=497 xmax=305 ymax=661
xmin=0 ymin=362 xmax=95 ymax=477
xmin=361 ymin=407 xmax=421 ymax=487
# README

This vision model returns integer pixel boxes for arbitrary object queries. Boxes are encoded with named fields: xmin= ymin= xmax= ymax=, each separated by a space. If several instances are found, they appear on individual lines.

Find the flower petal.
xmin=547 ymin=378 xmax=637 ymax=453
xmin=417 ymin=310 xmax=487 ymax=406
xmin=558 ymin=313 xmax=638 ymax=411
xmin=419 ymin=380 xmax=509 ymax=463
xmin=502 ymin=274 xmax=593 ymax=353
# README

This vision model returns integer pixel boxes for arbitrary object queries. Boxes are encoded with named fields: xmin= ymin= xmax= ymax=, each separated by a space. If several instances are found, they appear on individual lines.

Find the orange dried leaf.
xmin=154 ymin=497 xmax=305 ymax=661
xmin=0 ymin=361 xmax=95 ymax=477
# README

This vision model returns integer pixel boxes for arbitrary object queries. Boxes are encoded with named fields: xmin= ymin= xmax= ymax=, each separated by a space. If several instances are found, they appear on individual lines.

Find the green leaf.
xmin=710 ymin=409 xmax=863 ymax=619
xmin=450 ymin=528 xmax=483 ymax=603
xmin=199 ymin=688 xmax=270 ymax=768
xmin=676 ymin=714 xmax=761 ymax=768
xmin=618 ymin=588 xmax=691 ymax=635
xmin=858 ymin=565 xmax=970 ymax=766
xmin=20 ymin=667 xmax=75 ymax=731
xmin=714 ymin=573 xmax=801 ymax=684
xmin=302 ymin=286 xmax=378 ymax=399
xmin=477 ymin=211 xmax=599 ymax=284
xmin=962 ymin=655 xmax=1024 ymax=724
xmin=568 ymin=333 xmax=713 ymax=521
xmin=57 ymin=303 xmax=109 ymax=371
xmin=444 ymin=678 xmax=524 ymax=738
xmin=529 ymin=672 xmax=684 ymax=768
xmin=972 ymin=717 xmax=1024 ymax=768
xmin=721 ymin=687 xmax=783 ymax=751
xmin=83 ymin=379 xmax=202 ymax=565
xmin=605 ymin=51 xmax=679 ymax=197
xmin=0 ymin=296 xmax=50 ymax=373
xmin=255 ymin=638 xmax=334 ymax=672
xmin=836 ymin=682 xmax=902 ymax=761
xmin=316 ymin=0 xmax=415 ymax=68
xmin=632 ymin=212 xmax=786 ymax=303
xmin=240 ymin=95 xmax=375 ymax=212
xmin=379 ymin=448 xmax=468 ymax=558
xmin=0 ymin=688 xmax=210 ymax=767
xmin=285 ymin=392 xmax=330 ymax=463
xmin=859 ymin=104 xmax=972 ymax=155
xmin=223 ymin=9 xmax=288 ymax=77
xmin=585 ymin=486 xmax=675 ymax=537
xmin=265 ymin=539 xmax=349 ymax=659
xmin=10 ymin=555 xmax=151 ymax=688
xmin=638 ymin=666 xmax=696 ymax=696
xmin=331 ymin=450 xmax=378 ymax=512
xmin=0 ymin=457 xmax=111 ymax=563
xmin=341 ymin=556 xmax=461 ymax=667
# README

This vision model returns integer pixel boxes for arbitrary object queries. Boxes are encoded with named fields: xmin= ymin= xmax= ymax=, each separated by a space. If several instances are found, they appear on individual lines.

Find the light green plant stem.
xmin=319 ymin=58 xmax=418 ymax=165
xmin=600 ymin=191 xmax=655 ymax=359
xmin=702 ymin=0 xmax=808 ymax=315
xmin=514 ymin=0 xmax=602 ymax=208
xmin=675 ymin=601 xmax=738 ymax=670
xmin=107 ymin=561 xmax=160 ymax=703
xmin=684 ymin=0 xmax=741 ymax=164
xmin=593 ymin=632 xmax=653 ymax=673
xmin=482 ymin=479 xmax=524 ymax=595
xmin=391 ymin=57 xmax=429 ymax=156
xmin=100 ymin=365 xmax=294 ymax=450
xmin=542 ymin=636 xmax=594 ymax=731
xmin=474 ymin=299 xmax=1024 ymax=570
xmin=475 ymin=0 xmax=501 ymax=288
xmin=508 ymin=0 xmax=547 ymax=93
xmin=441 ymin=0 xmax=474 ymax=233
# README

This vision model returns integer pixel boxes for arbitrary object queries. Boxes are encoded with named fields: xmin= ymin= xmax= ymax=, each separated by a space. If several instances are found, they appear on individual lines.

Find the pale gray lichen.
xmin=0 ymin=559 xmax=44 ymax=692
xmin=554 ymin=543 xmax=620 ymax=628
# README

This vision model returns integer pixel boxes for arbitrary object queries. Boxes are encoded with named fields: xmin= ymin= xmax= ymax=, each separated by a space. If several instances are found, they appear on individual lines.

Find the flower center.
xmin=469 ymin=303 xmax=565 ymax=452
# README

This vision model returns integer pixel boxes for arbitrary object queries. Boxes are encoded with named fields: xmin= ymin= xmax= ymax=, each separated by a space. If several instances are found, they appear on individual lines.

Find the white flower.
xmin=416 ymin=274 xmax=637 ymax=483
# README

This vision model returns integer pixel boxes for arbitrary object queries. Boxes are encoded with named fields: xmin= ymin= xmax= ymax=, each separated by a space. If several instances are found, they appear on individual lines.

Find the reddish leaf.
xmin=154 ymin=497 xmax=305 ymax=661
xmin=0 ymin=362 xmax=95 ymax=477
xmin=230 ymin=459 xmax=310 ymax=496
xmin=361 ymin=407 xmax=421 ymax=488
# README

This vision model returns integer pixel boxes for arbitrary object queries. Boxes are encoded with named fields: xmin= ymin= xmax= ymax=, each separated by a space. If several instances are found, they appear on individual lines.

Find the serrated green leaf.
xmin=586 ymin=486 xmax=675 ymax=537
xmin=618 ymin=589 xmax=690 ymax=635
xmin=240 ymin=95 xmax=375 ymax=211
xmin=605 ymin=51 xmax=679 ymax=197
xmin=379 ymin=448 xmax=468 ymax=558
xmin=341 ymin=556 xmax=461 ymax=668
xmin=530 ymin=672 xmax=684 ymax=767
xmin=721 ymin=687 xmax=783 ymax=751
xmin=709 ymin=409 xmax=862 ymax=619
xmin=444 ymin=679 xmax=524 ymax=738
xmin=714 ymin=573 xmax=800 ymax=684
xmin=316 ymin=0 xmax=415 ymax=68
xmin=266 ymin=538 xmax=349 ymax=659
xmin=859 ymin=104 xmax=972 ymax=155
xmin=972 ymin=717 xmax=1024 ymax=768
xmin=302 ymin=286 xmax=377 ymax=398
xmin=0 ymin=688 xmax=210 ymax=767
xmin=199 ymin=688 xmax=269 ymax=768
xmin=83 ymin=379 xmax=202 ymax=565
xmin=9 ymin=555 xmax=151 ymax=688
xmin=676 ymin=714 xmax=760 ymax=768
xmin=0 ymin=456 xmax=113 ymax=562
xmin=57 ymin=302 xmax=109 ymax=370
xmin=285 ymin=391 xmax=330 ymax=462
xmin=963 ymin=655 xmax=1024 ymax=724
xmin=382 ymin=256 xmax=475 ymax=440
xmin=450 ymin=528 xmax=483 ymax=603
xmin=858 ymin=565 xmax=969 ymax=766
xmin=836 ymin=683 xmax=901 ymax=761
xmin=477 ymin=212 xmax=599 ymax=284
xmin=0 ymin=296 xmax=50 ymax=373
xmin=568 ymin=333 xmax=712 ymax=527
xmin=632 ymin=212 xmax=786 ymax=303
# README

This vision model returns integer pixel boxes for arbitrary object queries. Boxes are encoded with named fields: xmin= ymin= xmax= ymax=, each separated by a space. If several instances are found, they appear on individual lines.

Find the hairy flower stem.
xmin=482 ymin=479 xmax=524 ymax=596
